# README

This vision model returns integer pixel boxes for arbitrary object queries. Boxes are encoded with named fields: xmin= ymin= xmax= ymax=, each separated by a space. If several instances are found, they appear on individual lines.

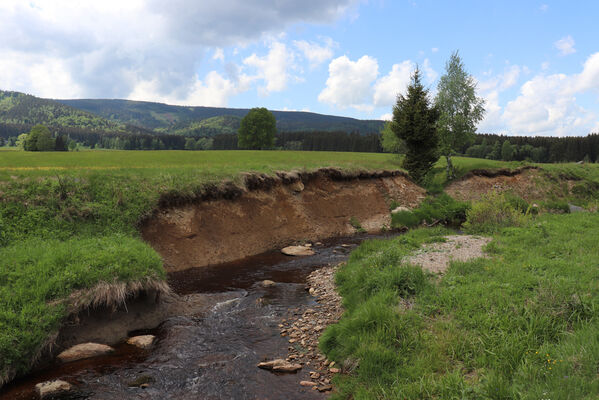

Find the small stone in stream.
xmin=127 ymin=335 xmax=155 ymax=349
xmin=289 ymin=338 xmax=297 ymax=343
xmin=329 ymin=361 xmax=335 ymax=368
xmin=257 ymin=359 xmax=302 ymax=373
xmin=262 ymin=280 xmax=276 ymax=287
xmin=341 ymin=244 xmax=351 ymax=247
xmin=127 ymin=375 xmax=155 ymax=387
xmin=318 ymin=385 xmax=333 ymax=392
xmin=329 ymin=368 xmax=340 ymax=373
xmin=308 ymin=288 xmax=316 ymax=295
xmin=281 ymin=245 xmax=315 ymax=256
xmin=57 ymin=342 xmax=114 ymax=363
xmin=300 ymin=381 xmax=317 ymax=387
xmin=35 ymin=380 xmax=72 ymax=399
xmin=310 ymin=372 xmax=321 ymax=379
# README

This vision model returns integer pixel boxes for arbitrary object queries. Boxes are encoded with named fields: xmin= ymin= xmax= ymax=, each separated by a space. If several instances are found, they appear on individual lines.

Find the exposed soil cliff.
xmin=446 ymin=166 xmax=580 ymax=202
xmin=142 ymin=169 xmax=425 ymax=272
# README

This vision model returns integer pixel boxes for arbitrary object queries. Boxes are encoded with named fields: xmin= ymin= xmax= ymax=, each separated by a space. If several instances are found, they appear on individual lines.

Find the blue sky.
xmin=1 ymin=1 xmax=598 ymax=136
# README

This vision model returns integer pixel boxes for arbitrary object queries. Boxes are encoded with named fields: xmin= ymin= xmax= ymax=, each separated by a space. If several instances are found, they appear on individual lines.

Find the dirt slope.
xmin=142 ymin=169 xmax=425 ymax=271
xmin=446 ymin=167 xmax=577 ymax=202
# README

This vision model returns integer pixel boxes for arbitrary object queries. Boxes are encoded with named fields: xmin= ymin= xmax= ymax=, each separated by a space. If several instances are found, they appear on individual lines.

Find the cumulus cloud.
xmin=554 ymin=35 xmax=576 ymax=56
xmin=373 ymin=61 xmax=414 ymax=107
xmin=213 ymin=49 xmax=225 ymax=62
xmin=0 ymin=0 xmax=356 ymax=104
xmin=294 ymin=38 xmax=335 ymax=68
xmin=318 ymin=55 xmax=379 ymax=111
xmin=243 ymin=42 xmax=297 ymax=95
xmin=500 ymin=53 xmax=599 ymax=136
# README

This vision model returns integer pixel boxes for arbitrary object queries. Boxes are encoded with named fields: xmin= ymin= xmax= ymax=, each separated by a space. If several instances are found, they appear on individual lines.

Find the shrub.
xmin=391 ymin=193 xmax=470 ymax=229
xmin=463 ymin=191 xmax=528 ymax=233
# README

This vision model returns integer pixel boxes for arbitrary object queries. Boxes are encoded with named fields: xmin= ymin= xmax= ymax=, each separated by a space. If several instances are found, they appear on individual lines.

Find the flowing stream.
xmin=1 ymin=234 xmax=391 ymax=400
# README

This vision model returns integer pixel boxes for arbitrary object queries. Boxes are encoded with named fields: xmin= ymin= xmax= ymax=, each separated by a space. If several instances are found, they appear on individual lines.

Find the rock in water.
xmin=57 ymin=342 xmax=115 ymax=363
xmin=35 ymin=380 xmax=72 ymax=399
xmin=261 ymin=280 xmax=276 ymax=287
xmin=127 ymin=335 xmax=156 ymax=349
xmin=281 ymin=245 xmax=315 ymax=256
xmin=257 ymin=359 xmax=302 ymax=372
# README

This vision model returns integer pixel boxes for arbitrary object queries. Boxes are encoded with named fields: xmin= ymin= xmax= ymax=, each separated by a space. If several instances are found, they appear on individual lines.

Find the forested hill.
xmin=0 ymin=90 xmax=152 ymax=138
xmin=57 ymin=98 xmax=385 ymax=135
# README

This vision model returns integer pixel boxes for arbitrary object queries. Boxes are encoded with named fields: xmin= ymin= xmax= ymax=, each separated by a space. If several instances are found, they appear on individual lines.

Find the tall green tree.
xmin=380 ymin=121 xmax=406 ymax=154
xmin=436 ymin=51 xmax=485 ymax=179
xmin=501 ymin=140 xmax=514 ymax=161
xmin=24 ymin=125 xmax=55 ymax=151
xmin=391 ymin=68 xmax=440 ymax=183
xmin=238 ymin=107 xmax=276 ymax=150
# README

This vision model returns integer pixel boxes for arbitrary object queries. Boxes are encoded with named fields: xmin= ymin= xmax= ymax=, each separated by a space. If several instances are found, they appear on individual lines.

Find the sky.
xmin=1 ymin=1 xmax=598 ymax=137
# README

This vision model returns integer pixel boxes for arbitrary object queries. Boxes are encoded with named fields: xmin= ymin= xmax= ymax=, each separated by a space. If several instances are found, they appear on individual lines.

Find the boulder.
xmin=300 ymin=381 xmax=317 ymax=387
xmin=57 ymin=342 xmax=114 ymax=363
xmin=35 ymin=380 xmax=72 ymax=399
xmin=569 ymin=204 xmax=585 ymax=213
xmin=261 ymin=280 xmax=276 ymax=287
xmin=257 ymin=359 xmax=302 ymax=372
xmin=281 ymin=245 xmax=315 ymax=256
xmin=127 ymin=335 xmax=156 ymax=349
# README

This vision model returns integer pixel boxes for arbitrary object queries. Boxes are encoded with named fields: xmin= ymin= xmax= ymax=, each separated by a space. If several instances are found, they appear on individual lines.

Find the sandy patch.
xmin=405 ymin=235 xmax=491 ymax=274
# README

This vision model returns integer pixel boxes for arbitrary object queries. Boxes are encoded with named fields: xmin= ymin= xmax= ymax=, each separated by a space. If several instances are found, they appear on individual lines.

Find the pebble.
xmin=280 ymin=263 xmax=346 ymax=393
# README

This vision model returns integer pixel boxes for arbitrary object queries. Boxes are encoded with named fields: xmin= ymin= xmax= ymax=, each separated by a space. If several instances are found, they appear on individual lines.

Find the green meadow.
xmin=323 ymin=213 xmax=599 ymax=399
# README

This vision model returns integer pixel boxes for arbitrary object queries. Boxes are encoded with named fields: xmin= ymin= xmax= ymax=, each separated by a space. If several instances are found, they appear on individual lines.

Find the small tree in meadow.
xmin=238 ymin=107 xmax=276 ymax=150
xmin=436 ymin=51 xmax=485 ymax=179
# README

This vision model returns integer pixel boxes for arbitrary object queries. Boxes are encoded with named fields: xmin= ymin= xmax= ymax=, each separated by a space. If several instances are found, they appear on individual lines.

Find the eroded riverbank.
xmin=0 ymin=234 xmax=393 ymax=400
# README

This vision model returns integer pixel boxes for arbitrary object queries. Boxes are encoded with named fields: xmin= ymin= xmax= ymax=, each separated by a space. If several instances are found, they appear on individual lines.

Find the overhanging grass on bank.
xmin=0 ymin=235 xmax=163 ymax=384
xmin=321 ymin=213 xmax=599 ymax=399
xmin=0 ymin=150 xmax=406 ymax=384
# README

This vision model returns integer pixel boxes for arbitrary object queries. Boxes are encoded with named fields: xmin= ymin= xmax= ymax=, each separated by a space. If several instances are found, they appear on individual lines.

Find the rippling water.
xmin=1 ymin=234 xmax=391 ymax=400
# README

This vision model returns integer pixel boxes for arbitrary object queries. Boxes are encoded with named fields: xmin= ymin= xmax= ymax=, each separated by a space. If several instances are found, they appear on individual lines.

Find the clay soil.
xmin=143 ymin=169 xmax=425 ymax=272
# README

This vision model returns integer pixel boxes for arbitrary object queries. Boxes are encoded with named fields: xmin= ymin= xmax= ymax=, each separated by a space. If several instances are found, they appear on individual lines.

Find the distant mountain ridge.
xmin=57 ymin=98 xmax=385 ymax=135
xmin=0 ymin=90 xmax=385 ymax=139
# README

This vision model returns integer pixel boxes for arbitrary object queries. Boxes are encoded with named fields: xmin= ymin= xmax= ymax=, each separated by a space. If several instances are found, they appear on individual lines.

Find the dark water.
xmin=0 ymin=234 xmax=389 ymax=400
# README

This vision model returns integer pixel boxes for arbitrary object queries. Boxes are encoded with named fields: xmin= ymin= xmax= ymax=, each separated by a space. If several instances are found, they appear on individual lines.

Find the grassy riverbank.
xmin=0 ymin=149 xmax=405 ymax=385
xmin=322 ymin=212 xmax=599 ymax=399
xmin=1 ymin=148 xmax=597 ymax=388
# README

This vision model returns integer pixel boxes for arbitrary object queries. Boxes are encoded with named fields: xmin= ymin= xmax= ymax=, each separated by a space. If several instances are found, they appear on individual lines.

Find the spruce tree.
xmin=391 ymin=68 xmax=440 ymax=183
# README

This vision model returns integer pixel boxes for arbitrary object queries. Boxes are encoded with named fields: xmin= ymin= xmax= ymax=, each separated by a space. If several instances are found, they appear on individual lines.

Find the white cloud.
xmin=243 ymin=41 xmax=296 ymax=95
xmin=294 ymin=38 xmax=335 ymax=68
xmin=213 ymin=48 xmax=225 ymax=62
xmin=431 ymin=47 xmax=439 ymax=53
xmin=499 ymin=65 xmax=521 ymax=90
xmin=379 ymin=113 xmax=392 ymax=121
xmin=574 ymin=52 xmax=599 ymax=93
xmin=540 ymin=4 xmax=549 ymax=12
xmin=129 ymin=70 xmax=250 ymax=107
xmin=422 ymin=58 xmax=438 ymax=84
xmin=554 ymin=35 xmax=576 ymax=56
xmin=318 ymin=55 xmax=379 ymax=111
xmin=0 ymin=51 xmax=83 ymax=98
xmin=0 ymin=0 xmax=356 ymax=103
xmin=373 ymin=60 xmax=414 ymax=107
xmin=500 ymin=53 xmax=599 ymax=136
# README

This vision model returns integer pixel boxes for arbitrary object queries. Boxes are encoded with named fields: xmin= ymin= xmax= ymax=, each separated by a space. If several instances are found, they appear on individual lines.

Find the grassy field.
xmin=322 ymin=212 xmax=599 ymax=399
